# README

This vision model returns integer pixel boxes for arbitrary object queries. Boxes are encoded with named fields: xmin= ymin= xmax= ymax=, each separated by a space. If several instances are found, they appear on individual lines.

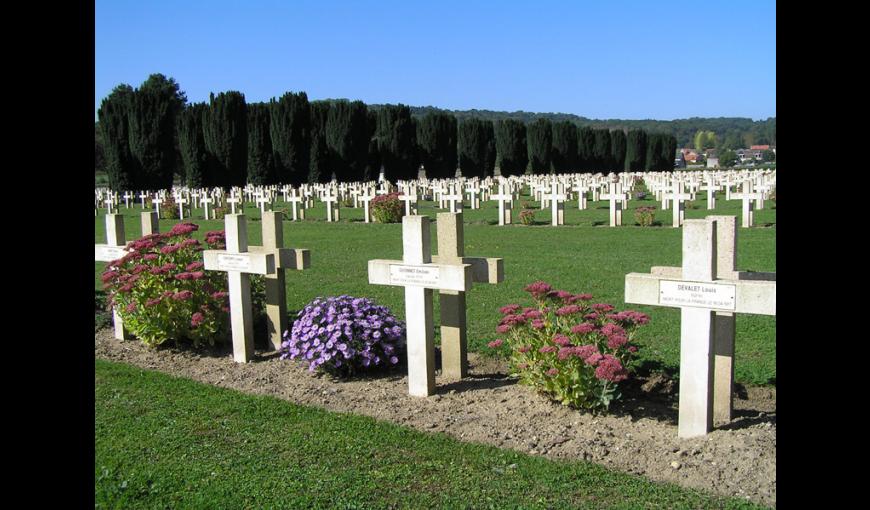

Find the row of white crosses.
xmin=624 ymin=215 xmax=775 ymax=438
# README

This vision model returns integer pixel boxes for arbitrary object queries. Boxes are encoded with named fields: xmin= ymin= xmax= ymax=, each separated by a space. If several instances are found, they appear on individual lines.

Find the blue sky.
xmin=95 ymin=1 xmax=775 ymax=121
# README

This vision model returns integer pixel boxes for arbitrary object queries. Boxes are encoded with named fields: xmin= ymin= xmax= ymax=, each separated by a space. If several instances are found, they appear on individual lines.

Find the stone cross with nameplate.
xmin=624 ymin=216 xmax=776 ymax=438
xmin=202 ymin=214 xmax=276 ymax=362
xmin=368 ymin=215 xmax=473 ymax=396
xmin=94 ymin=214 xmax=130 ymax=340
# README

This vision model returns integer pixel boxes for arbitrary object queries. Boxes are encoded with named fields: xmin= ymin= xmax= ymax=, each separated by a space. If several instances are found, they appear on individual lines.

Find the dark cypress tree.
xmin=577 ymin=126 xmax=595 ymax=172
xmin=203 ymin=91 xmax=248 ymax=189
xmin=662 ymin=135 xmax=678 ymax=171
xmin=494 ymin=119 xmax=527 ymax=176
xmin=625 ymin=129 xmax=647 ymax=172
xmin=550 ymin=121 xmax=577 ymax=174
xmin=126 ymin=74 xmax=187 ymax=190
xmin=457 ymin=118 xmax=495 ymax=178
xmin=416 ymin=112 xmax=458 ymax=179
xmin=308 ymin=101 xmax=331 ymax=184
xmin=526 ymin=118 xmax=552 ymax=174
xmin=364 ymin=110 xmax=380 ymax=181
xmin=326 ymin=100 xmax=369 ymax=182
xmin=376 ymin=104 xmax=418 ymax=180
xmin=177 ymin=102 xmax=210 ymax=187
xmin=645 ymin=133 xmax=664 ymax=171
xmin=610 ymin=129 xmax=627 ymax=174
xmin=592 ymin=128 xmax=612 ymax=172
xmin=247 ymin=103 xmax=276 ymax=185
xmin=269 ymin=91 xmax=310 ymax=185
xmin=98 ymin=84 xmax=138 ymax=191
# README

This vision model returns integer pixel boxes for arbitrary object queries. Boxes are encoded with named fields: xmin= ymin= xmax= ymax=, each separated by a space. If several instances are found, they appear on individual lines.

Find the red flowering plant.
xmin=371 ymin=192 xmax=403 ymax=223
xmin=100 ymin=223 xmax=232 ymax=347
xmin=489 ymin=281 xmax=649 ymax=412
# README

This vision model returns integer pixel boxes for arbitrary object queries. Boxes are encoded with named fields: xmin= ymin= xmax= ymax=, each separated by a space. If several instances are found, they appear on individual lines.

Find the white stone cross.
xmin=138 ymin=191 xmax=149 ymax=209
xmin=358 ymin=188 xmax=375 ymax=223
xmin=368 ymin=215 xmax=472 ymax=396
xmin=699 ymin=180 xmax=720 ymax=210
xmin=103 ymin=195 xmax=115 ymax=214
xmin=322 ymin=189 xmax=340 ymax=222
xmin=255 ymin=192 xmax=271 ymax=215
xmin=465 ymin=182 xmax=481 ymax=210
xmin=247 ymin=211 xmax=311 ymax=350
xmin=599 ymin=180 xmax=625 ymax=227
xmin=202 ymin=214 xmax=277 ymax=363
xmin=571 ymin=181 xmax=589 ymax=210
xmin=624 ymin=217 xmax=776 ymax=438
xmin=430 ymin=213 xmax=504 ymax=378
xmin=226 ymin=196 xmax=241 ymax=215
xmin=442 ymin=184 xmax=463 ymax=213
xmin=94 ymin=214 xmax=130 ymax=340
xmin=152 ymin=196 xmax=164 ymax=219
xmin=176 ymin=196 xmax=188 ymax=219
xmin=200 ymin=195 xmax=214 ymax=220
xmin=123 ymin=192 xmax=133 ymax=209
xmin=543 ymin=182 xmax=566 ymax=226
xmin=663 ymin=180 xmax=692 ymax=228
xmin=491 ymin=181 xmax=513 ymax=226
xmin=399 ymin=184 xmax=418 ymax=216
xmin=287 ymin=190 xmax=306 ymax=221
xmin=731 ymin=181 xmax=764 ymax=228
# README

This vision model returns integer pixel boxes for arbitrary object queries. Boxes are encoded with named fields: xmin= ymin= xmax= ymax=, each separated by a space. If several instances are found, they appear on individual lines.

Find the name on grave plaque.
xmin=659 ymin=280 xmax=736 ymax=310
xmin=389 ymin=264 xmax=440 ymax=287
xmin=217 ymin=254 xmax=253 ymax=272
xmin=96 ymin=246 xmax=127 ymax=261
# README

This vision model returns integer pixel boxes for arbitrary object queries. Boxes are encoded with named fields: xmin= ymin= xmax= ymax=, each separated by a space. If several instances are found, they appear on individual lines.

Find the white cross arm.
xmin=430 ymin=255 xmax=504 ymax=284
xmin=624 ymin=272 xmax=775 ymax=315
xmin=94 ymin=245 xmax=129 ymax=262
xmin=247 ymin=246 xmax=311 ymax=270
xmin=368 ymin=260 xmax=472 ymax=292
xmin=202 ymin=250 xmax=276 ymax=275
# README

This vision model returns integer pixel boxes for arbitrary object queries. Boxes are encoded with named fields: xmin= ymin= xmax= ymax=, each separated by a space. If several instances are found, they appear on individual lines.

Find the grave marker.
xmin=624 ymin=217 xmax=776 ymax=437
xmin=94 ymin=214 xmax=129 ymax=340
xmin=368 ymin=216 xmax=472 ymax=396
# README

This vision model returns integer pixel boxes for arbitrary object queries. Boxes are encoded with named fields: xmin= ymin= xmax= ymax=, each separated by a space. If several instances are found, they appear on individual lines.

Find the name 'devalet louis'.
xmin=659 ymin=280 xmax=736 ymax=310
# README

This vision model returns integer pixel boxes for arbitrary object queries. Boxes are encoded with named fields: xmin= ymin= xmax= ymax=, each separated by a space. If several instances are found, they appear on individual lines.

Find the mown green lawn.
xmin=95 ymin=190 xmax=775 ymax=385
xmin=95 ymin=359 xmax=767 ymax=509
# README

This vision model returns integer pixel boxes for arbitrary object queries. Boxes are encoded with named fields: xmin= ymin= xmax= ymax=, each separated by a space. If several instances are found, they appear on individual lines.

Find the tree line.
xmin=98 ymin=74 xmax=679 ymax=191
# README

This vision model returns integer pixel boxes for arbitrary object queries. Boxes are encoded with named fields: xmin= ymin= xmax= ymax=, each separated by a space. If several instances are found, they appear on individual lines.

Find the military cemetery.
xmin=94 ymin=3 xmax=776 ymax=508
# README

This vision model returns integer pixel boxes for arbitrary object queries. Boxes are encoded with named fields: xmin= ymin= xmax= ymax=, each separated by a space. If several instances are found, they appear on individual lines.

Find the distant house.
xmin=680 ymin=148 xmax=701 ymax=163
xmin=750 ymin=145 xmax=770 ymax=151
xmin=706 ymin=157 xmax=719 ymax=168
xmin=736 ymin=148 xmax=764 ymax=163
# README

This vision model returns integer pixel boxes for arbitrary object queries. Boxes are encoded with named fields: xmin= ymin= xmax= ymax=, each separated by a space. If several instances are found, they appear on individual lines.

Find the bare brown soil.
xmin=95 ymin=329 xmax=775 ymax=507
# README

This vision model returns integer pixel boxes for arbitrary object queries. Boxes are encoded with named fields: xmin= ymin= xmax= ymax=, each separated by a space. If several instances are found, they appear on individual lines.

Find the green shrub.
xmin=519 ymin=209 xmax=535 ymax=225
xmin=101 ymin=223 xmax=230 ymax=347
xmin=371 ymin=192 xmax=403 ymax=223
xmin=634 ymin=206 xmax=656 ymax=227
xmin=160 ymin=196 xmax=179 ymax=220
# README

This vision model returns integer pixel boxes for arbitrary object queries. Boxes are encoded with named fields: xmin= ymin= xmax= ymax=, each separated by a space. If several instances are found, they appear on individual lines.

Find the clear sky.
xmin=95 ymin=0 xmax=775 ymax=121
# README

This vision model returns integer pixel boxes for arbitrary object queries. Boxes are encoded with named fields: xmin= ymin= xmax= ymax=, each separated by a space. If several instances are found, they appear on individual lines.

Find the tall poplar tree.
xmin=457 ymin=118 xmax=495 ymax=178
xmin=526 ymin=118 xmax=552 ymax=174
xmin=592 ymin=128 xmax=612 ymax=172
xmin=610 ymin=129 xmax=627 ymax=174
xmin=177 ymin=102 xmax=209 ymax=187
xmin=247 ymin=102 xmax=276 ymax=185
xmin=494 ymin=119 xmax=527 ymax=176
xmin=98 ymin=84 xmax=138 ymax=191
xmin=269 ymin=92 xmax=310 ymax=185
xmin=551 ymin=121 xmax=577 ymax=174
xmin=416 ymin=112 xmax=458 ymax=179
xmin=308 ymin=101 xmax=331 ymax=184
xmin=326 ymin=100 xmax=369 ymax=182
xmin=376 ymin=104 xmax=417 ymax=180
xmin=127 ymin=74 xmax=187 ymax=190
xmin=203 ymin=91 xmax=247 ymax=188
xmin=625 ymin=129 xmax=647 ymax=172
xmin=577 ymin=126 xmax=595 ymax=172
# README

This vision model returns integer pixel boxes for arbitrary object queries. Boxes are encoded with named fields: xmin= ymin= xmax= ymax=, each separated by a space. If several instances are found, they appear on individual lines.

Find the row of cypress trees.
xmin=98 ymin=76 xmax=678 ymax=191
